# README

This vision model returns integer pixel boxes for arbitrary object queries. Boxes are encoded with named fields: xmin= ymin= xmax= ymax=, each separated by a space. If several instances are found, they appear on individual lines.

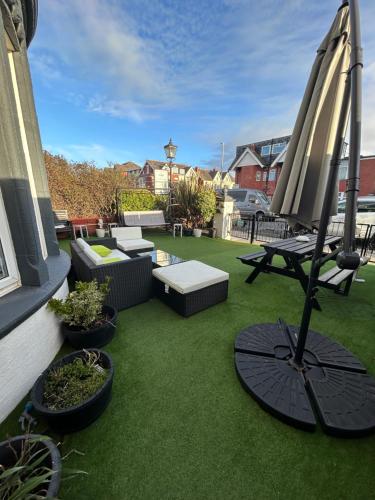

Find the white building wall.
xmin=0 ymin=279 xmax=69 ymax=423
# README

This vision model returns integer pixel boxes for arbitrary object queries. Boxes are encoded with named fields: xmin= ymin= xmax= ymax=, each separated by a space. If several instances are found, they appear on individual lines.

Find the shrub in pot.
xmin=31 ymin=349 xmax=114 ymax=434
xmin=0 ymin=434 xmax=61 ymax=498
xmin=48 ymin=278 xmax=117 ymax=349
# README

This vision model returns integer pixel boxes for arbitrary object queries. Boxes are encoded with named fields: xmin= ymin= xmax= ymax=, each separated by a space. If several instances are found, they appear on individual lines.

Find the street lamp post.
xmin=164 ymin=138 xmax=178 ymax=214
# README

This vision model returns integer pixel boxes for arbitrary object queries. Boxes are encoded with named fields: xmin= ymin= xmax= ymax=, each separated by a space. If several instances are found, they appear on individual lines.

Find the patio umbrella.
xmin=270 ymin=3 xmax=351 ymax=230
xmin=233 ymin=0 xmax=375 ymax=437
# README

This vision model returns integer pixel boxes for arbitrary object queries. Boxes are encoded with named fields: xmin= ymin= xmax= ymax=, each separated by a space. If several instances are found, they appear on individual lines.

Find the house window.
xmin=338 ymin=159 xmax=348 ymax=180
xmin=256 ymin=171 xmax=261 ymax=181
xmin=179 ymin=169 xmax=185 ymax=175
xmin=271 ymin=142 xmax=286 ymax=154
xmin=261 ymin=145 xmax=271 ymax=156
xmin=268 ymin=169 xmax=276 ymax=181
xmin=0 ymin=189 xmax=20 ymax=297
xmin=263 ymin=171 xmax=267 ymax=181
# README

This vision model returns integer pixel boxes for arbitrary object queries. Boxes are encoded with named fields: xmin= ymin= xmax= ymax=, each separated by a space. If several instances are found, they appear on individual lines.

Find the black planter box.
xmin=62 ymin=305 xmax=117 ymax=349
xmin=31 ymin=349 xmax=114 ymax=434
xmin=0 ymin=435 xmax=61 ymax=497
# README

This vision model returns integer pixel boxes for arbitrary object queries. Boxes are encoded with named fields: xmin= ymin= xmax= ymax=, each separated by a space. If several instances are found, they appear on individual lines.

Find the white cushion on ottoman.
xmin=152 ymin=260 xmax=229 ymax=294
xmin=117 ymin=239 xmax=154 ymax=252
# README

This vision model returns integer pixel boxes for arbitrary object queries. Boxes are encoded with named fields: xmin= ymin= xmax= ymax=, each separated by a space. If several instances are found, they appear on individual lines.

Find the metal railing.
xmin=230 ymin=213 xmax=375 ymax=262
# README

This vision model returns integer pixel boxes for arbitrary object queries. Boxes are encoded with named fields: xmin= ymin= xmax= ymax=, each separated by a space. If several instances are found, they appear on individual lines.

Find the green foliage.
xmin=48 ymin=278 xmax=110 ymax=330
xmin=0 ymin=435 xmax=55 ymax=500
xmin=154 ymin=194 xmax=169 ymax=211
xmin=120 ymin=190 xmax=156 ymax=211
xmin=173 ymin=181 xmax=216 ymax=228
xmin=196 ymin=189 xmax=216 ymax=224
xmin=43 ymin=351 xmax=108 ymax=410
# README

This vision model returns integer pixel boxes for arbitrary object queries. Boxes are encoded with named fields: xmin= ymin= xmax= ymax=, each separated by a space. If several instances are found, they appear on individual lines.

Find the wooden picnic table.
xmin=237 ymin=234 xmax=351 ymax=311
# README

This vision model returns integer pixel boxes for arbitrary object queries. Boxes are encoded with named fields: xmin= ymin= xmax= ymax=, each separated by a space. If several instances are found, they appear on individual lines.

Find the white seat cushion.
xmin=152 ymin=260 xmax=229 ymax=294
xmin=77 ymin=238 xmax=130 ymax=265
xmin=112 ymin=227 xmax=142 ymax=240
xmin=117 ymin=239 xmax=154 ymax=252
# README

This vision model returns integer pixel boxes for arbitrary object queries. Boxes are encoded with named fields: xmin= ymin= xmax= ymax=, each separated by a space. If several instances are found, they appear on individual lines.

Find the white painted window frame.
xmin=271 ymin=142 xmax=286 ymax=154
xmin=0 ymin=189 xmax=21 ymax=297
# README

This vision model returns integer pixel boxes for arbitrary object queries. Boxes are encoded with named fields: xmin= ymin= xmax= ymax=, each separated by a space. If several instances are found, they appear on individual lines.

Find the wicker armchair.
xmin=70 ymin=238 xmax=152 ymax=310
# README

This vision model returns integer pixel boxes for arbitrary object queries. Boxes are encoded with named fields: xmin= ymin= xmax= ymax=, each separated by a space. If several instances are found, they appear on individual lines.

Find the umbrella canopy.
xmin=270 ymin=3 xmax=351 ymax=229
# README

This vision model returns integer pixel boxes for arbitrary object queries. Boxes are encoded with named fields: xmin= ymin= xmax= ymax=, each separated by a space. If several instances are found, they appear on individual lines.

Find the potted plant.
xmin=31 ymin=349 xmax=114 ymax=434
xmin=48 ymin=278 xmax=117 ymax=349
xmin=0 ymin=434 xmax=61 ymax=498
xmin=173 ymin=181 xmax=216 ymax=237
xmin=96 ymin=218 xmax=106 ymax=238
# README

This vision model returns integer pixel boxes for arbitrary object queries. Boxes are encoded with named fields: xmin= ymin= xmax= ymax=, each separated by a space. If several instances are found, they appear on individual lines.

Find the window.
xmin=358 ymin=201 xmax=375 ymax=212
xmin=256 ymin=171 xmax=261 ymax=181
xmin=261 ymin=145 xmax=271 ymax=156
xmin=228 ymin=190 xmax=247 ymax=202
xmin=268 ymin=169 xmax=276 ymax=181
xmin=271 ymin=142 xmax=286 ymax=154
xmin=0 ymin=189 xmax=20 ymax=297
xmin=338 ymin=159 xmax=348 ymax=180
xmin=262 ymin=171 xmax=267 ymax=181
xmin=179 ymin=169 xmax=185 ymax=175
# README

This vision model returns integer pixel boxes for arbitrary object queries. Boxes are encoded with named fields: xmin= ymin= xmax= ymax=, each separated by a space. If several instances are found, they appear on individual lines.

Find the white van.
xmin=227 ymin=189 xmax=271 ymax=217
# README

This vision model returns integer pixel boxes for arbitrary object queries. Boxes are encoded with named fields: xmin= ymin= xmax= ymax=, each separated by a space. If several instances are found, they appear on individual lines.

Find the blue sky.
xmin=29 ymin=0 xmax=375 ymax=169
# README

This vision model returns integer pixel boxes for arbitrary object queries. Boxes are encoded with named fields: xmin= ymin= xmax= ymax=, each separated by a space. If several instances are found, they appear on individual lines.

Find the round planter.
xmin=96 ymin=228 xmax=106 ymax=237
xmin=183 ymin=228 xmax=193 ymax=236
xmin=0 ymin=435 xmax=61 ymax=498
xmin=62 ymin=305 xmax=117 ymax=349
xmin=31 ymin=349 xmax=114 ymax=434
xmin=193 ymin=228 xmax=202 ymax=237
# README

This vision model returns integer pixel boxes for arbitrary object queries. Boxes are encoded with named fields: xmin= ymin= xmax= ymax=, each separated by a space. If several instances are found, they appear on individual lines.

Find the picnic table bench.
xmin=237 ymin=234 xmax=355 ymax=310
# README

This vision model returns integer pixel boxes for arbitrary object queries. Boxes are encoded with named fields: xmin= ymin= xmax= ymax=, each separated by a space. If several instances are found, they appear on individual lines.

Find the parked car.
xmin=332 ymin=196 xmax=375 ymax=225
xmin=226 ymin=188 xmax=272 ymax=217
xmin=328 ymin=196 xmax=375 ymax=238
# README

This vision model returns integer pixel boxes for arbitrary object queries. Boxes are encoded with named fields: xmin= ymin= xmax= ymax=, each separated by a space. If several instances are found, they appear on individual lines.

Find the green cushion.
xmin=91 ymin=245 xmax=112 ymax=257
xmin=102 ymin=257 xmax=122 ymax=264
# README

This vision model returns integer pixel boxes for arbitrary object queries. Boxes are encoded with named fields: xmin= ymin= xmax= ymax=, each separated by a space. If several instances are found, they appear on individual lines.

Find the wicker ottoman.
xmin=152 ymin=260 xmax=229 ymax=317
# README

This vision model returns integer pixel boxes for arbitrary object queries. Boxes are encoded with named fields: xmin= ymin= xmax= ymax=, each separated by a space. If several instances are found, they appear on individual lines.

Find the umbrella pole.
xmin=294 ymin=0 xmax=362 ymax=366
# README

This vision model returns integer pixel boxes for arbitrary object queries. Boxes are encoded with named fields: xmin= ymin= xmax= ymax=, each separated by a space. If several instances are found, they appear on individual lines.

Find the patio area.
xmin=1 ymin=233 xmax=374 ymax=499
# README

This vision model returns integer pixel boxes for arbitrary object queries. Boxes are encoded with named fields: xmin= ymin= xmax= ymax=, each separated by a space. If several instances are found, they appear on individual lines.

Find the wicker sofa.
xmin=70 ymin=237 xmax=152 ymax=311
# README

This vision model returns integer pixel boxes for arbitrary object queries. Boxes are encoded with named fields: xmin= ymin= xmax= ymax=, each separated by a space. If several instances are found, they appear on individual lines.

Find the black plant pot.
xmin=183 ymin=228 xmax=193 ymax=236
xmin=0 ymin=435 xmax=61 ymax=497
xmin=31 ymin=349 xmax=114 ymax=434
xmin=62 ymin=305 xmax=117 ymax=349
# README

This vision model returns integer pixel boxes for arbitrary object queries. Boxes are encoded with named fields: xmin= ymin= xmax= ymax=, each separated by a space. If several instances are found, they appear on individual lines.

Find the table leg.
xmin=245 ymin=252 xmax=273 ymax=284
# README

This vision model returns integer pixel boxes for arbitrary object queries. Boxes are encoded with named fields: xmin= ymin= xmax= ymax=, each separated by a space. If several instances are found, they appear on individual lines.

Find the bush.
xmin=48 ymin=279 xmax=110 ymax=330
xmin=120 ymin=190 xmax=156 ymax=211
xmin=43 ymin=351 xmax=108 ymax=410
xmin=173 ymin=181 xmax=216 ymax=228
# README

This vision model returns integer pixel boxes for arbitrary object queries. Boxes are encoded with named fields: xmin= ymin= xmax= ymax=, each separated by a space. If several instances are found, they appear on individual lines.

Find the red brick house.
xmin=114 ymin=161 xmax=141 ymax=177
xmin=229 ymin=136 xmax=291 ymax=197
xmin=338 ymin=155 xmax=375 ymax=197
xmin=138 ymin=160 xmax=196 ymax=194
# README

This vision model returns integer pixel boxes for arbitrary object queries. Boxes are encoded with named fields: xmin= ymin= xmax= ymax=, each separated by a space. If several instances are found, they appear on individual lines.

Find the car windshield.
xmin=337 ymin=201 xmax=346 ymax=213
xmin=228 ymin=191 xmax=247 ymax=202
xmin=358 ymin=201 xmax=375 ymax=212
xmin=257 ymin=192 xmax=269 ymax=204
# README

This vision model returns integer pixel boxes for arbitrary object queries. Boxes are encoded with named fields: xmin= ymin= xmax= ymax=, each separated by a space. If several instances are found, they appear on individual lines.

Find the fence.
xmin=229 ymin=213 xmax=375 ymax=262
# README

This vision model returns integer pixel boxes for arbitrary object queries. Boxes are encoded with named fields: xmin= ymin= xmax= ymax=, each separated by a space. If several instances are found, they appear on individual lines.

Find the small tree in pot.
xmin=173 ymin=181 xmax=216 ymax=236
xmin=48 ymin=278 xmax=117 ymax=349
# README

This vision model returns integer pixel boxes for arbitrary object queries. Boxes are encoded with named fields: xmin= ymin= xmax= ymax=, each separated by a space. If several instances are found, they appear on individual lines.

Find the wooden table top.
xmin=262 ymin=234 xmax=342 ymax=256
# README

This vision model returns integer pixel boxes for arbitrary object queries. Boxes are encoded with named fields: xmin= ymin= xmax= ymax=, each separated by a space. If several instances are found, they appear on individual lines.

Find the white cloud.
xmin=46 ymin=142 xmax=137 ymax=167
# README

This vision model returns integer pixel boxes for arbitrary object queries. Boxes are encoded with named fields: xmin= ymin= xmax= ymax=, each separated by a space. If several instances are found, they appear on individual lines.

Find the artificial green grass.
xmin=1 ymin=233 xmax=375 ymax=499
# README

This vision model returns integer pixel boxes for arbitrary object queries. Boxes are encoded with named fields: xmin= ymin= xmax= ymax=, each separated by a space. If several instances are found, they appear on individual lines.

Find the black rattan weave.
xmin=70 ymin=238 xmax=152 ymax=310
xmin=153 ymin=278 xmax=228 ymax=317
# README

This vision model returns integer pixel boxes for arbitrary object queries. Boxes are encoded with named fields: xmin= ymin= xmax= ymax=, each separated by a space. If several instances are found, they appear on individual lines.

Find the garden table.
xmin=238 ymin=234 xmax=343 ymax=310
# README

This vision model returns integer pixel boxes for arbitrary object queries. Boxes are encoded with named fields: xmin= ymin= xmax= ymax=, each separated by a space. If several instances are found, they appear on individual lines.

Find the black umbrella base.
xmin=234 ymin=323 xmax=375 ymax=437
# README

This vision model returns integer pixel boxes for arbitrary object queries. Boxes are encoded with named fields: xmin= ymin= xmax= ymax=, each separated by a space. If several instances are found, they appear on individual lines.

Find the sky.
xmin=29 ymin=0 xmax=375 ymax=169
